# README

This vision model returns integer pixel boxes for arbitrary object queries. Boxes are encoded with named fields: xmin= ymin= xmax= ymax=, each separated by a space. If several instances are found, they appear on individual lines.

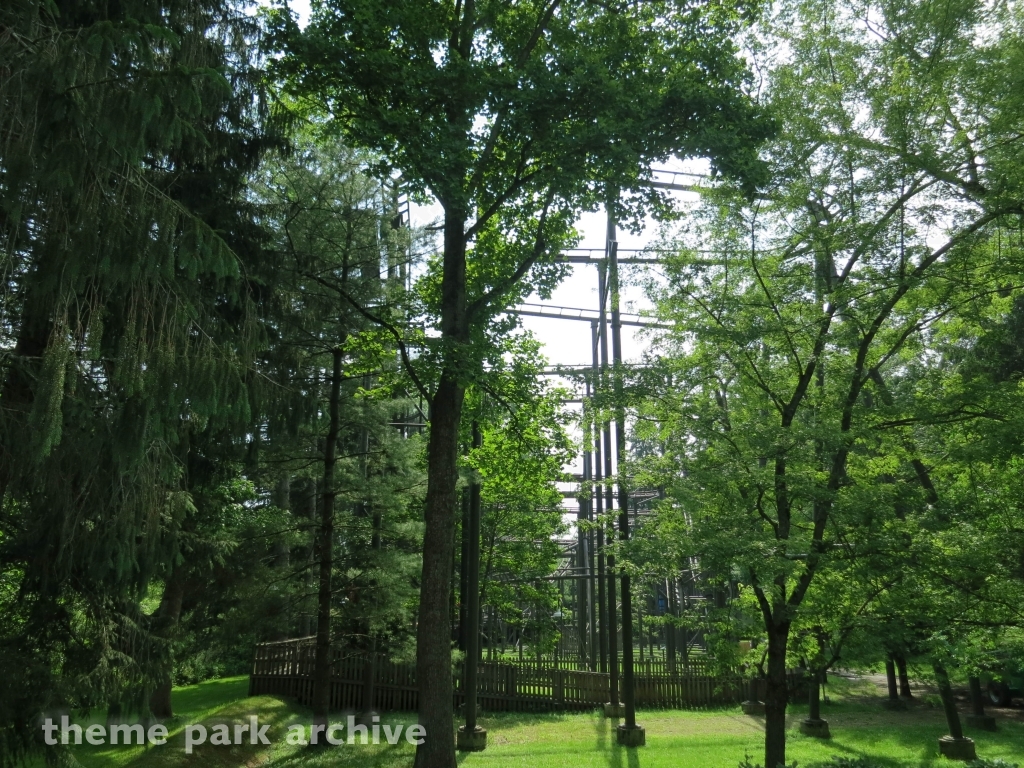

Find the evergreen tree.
xmin=0 ymin=0 xmax=281 ymax=761
xmin=249 ymin=131 xmax=427 ymax=729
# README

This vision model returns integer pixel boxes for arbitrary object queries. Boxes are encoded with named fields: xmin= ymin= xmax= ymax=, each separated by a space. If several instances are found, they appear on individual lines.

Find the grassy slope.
xmin=53 ymin=675 xmax=1024 ymax=768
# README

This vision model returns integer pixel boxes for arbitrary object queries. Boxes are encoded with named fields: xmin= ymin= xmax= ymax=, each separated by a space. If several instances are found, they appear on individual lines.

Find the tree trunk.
xmin=297 ymin=478 xmax=318 ymax=638
xmin=361 ymin=497 xmax=382 ymax=717
xmin=272 ymin=474 xmax=291 ymax=641
xmin=312 ymin=348 xmax=343 ymax=734
xmin=933 ymin=662 xmax=964 ymax=739
xmin=413 ymin=372 xmax=464 ymax=768
xmin=412 ymin=203 xmax=470 ymax=768
xmin=885 ymin=656 xmax=899 ymax=700
xmin=896 ymin=654 xmax=913 ymax=698
xmin=764 ymin=621 xmax=791 ymax=768
xmin=149 ymin=565 xmax=187 ymax=718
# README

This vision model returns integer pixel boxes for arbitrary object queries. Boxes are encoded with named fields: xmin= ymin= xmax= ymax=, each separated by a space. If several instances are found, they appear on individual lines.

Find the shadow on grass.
xmin=792 ymin=710 xmax=1024 ymax=766
xmin=590 ymin=713 xmax=644 ymax=768
xmin=265 ymin=741 xmax=413 ymax=768
xmin=473 ymin=709 xmax=574 ymax=729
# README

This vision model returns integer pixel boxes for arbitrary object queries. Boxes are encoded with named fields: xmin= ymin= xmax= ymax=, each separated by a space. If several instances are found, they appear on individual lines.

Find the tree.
xmin=0 ymin=0 xmax=281 ymax=761
xmin=249 ymin=131 xmax=428 ymax=729
xmin=270 ymin=3 xmax=770 ymax=763
xmin=466 ymin=377 xmax=574 ymax=658
xmin=637 ymin=0 xmax=1024 ymax=763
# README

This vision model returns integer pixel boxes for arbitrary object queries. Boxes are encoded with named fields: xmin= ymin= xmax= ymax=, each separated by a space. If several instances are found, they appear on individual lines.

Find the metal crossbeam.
xmin=511 ymin=302 xmax=669 ymax=329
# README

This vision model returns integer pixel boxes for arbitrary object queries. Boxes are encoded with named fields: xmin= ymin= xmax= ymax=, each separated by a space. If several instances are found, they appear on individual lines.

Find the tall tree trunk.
xmin=360 ymin=479 xmax=382 ymax=718
xmin=414 ymin=372 xmax=464 ymax=768
xmin=414 ymin=206 xmax=470 ymax=768
xmin=896 ymin=654 xmax=913 ymax=699
xmin=297 ymin=478 xmax=318 ymax=638
xmin=312 ymin=347 xmax=343 ymax=734
xmin=272 ymin=474 xmax=291 ymax=641
xmin=764 ymin=621 xmax=791 ymax=768
xmin=149 ymin=564 xmax=187 ymax=718
xmin=933 ymin=662 xmax=964 ymax=739
xmin=885 ymin=656 xmax=899 ymax=701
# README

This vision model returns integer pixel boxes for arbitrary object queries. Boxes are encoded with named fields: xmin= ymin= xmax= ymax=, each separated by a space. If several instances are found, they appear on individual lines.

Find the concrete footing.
xmin=355 ymin=711 xmax=379 ymax=727
xmin=603 ymin=702 xmax=625 ymax=718
xmin=456 ymin=725 xmax=487 ymax=752
xmin=799 ymin=718 xmax=831 ymax=738
xmin=741 ymin=700 xmax=765 ymax=715
xmin=616 ymin=724 xmax=646 ymax=747
xmin=965 ymin=714 xmax=997 ymax=732
xmin=937 ymin=736 xmax=976 ymax=761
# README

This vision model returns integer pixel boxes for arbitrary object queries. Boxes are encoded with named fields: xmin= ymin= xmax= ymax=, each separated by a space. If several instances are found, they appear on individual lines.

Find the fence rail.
xmin=249 ymin=638 xmax=795 ymax=712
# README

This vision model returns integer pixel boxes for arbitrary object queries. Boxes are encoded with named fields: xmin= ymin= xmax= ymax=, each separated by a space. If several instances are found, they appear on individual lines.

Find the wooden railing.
xmin=249 ymin=638 xmax=792 ymax=712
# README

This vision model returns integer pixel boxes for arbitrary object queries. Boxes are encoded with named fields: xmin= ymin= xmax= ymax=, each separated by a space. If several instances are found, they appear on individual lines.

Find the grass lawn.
xmin=48 ymin=674 xmax=1024 ymax=768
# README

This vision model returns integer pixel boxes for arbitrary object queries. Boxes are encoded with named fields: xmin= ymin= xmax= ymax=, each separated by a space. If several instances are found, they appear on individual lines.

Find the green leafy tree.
xmin=636 ymin=0 xmax=1024 ymax=764
xmin=467 ymin=379 xmax=574 ymax=658
xmin=269 ymin=4 xmax=770 ymax=762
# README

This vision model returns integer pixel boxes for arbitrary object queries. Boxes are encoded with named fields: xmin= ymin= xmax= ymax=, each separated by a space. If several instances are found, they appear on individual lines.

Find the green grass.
xmin=48 ymin=673 xmax=1024 ymax=768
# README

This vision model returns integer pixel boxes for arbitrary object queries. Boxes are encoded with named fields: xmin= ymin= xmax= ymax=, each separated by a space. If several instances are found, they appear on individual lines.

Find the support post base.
xmin=741 ymin=700 xmax=765 ymax=715
xmin=882 ymin=698 xmax=907 ymax=711
xmin=937 ymin=736 xmax=976 ymax=761
xmin=355 ymin=711 xmax=378 ymax=727
xmin=799 ymin=718 xmax=831 ymax=738
xmin=456 ymin=725 xmax=487 ymax=752
xmin=965 ymin=714 xmax=997 ymax=731
xmin=603 ymin=702 xmax=625 ymax=718
xmin=616 ymin=724 xmax=646 ymax=747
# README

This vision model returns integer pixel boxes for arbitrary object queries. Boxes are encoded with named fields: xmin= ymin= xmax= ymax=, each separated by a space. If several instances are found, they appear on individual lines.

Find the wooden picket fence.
xmin=488 ymin=653 xmax=717 ymax=677
xmin=249 ymin=637 xmax=787 ymax=712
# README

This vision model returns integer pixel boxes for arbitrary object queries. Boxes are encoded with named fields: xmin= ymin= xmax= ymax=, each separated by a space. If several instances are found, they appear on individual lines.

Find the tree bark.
xmin=312 ymin=347 xmax=343 ymax=734
xmin=297 ymin=478 xmax=318 ymax=638
xmin=361 ymin=487 xmax=382 ymax=717
xmin=414 ymin=373 xmax=464 ymax=768
xmin=896 ymin=654 xmax=913 ymax=698
xmin=764 ymin=621 xmax=791 ymax=768
xmin=413 ymin=205 xmax=470 ymax=768
xmin=149 ymin=564 xmax=187 ymax=718
xmin=885 ymin=656 xmax=899 ymax=701
xmin=271 ymin=474 xmax=291 ymax=641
